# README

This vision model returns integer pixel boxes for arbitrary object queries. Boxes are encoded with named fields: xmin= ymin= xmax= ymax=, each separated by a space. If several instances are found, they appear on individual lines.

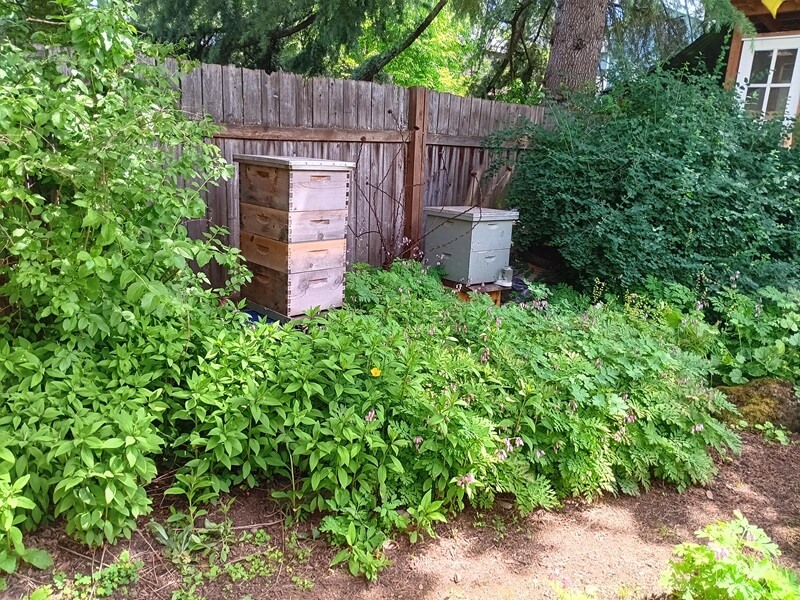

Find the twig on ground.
xmin=57 ymin=544 xmax=93 ymax=561
xmin=230 ymin=519 xmax=284 ymax=531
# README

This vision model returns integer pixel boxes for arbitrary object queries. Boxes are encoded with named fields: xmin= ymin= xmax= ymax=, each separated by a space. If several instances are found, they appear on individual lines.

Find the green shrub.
xmin=497 ymin=68 xmax=800 ymax=292
xmin=631 ymin=279 xmax=800 ymax=385
xmin=162 ymin=261 xmax=738 ymax=578
xmin=0 ymin=0 xmax=246 ymax=557
xmin=711 ymin=287 xmax=800 ymax=384
xmin=345 ymin=262 xmax=739 ymax=503
xmin=662 ymin=511 xmax=800 ymax=599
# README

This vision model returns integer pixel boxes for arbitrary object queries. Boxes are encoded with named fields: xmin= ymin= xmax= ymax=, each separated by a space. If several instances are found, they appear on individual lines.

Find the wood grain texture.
xmin=215 ymin=125 xmax=404 ymax=143
xmin=262 ymin=72 xmax=279 ymax=127
xmin=241 ymin=234 xmax=346 ymax=273
xmin=243 ymin=262 xmax=345 ymax=316
xmin=403 ymin=87 xmax=428 ymax=249
xmin=201 ymin=63 xmax=224 ymax=121
xmin=223 ymin=66 xmax=244 ymax=124
xmin=242 ymin=68 xmax=262 ymax=125
xmin=240 ymin=203 xmax=348 ymax=242
xmin=725 ymin=29 xmax=744 ymax=90
xmin=180 ymin=66 xmax=203 ymax=118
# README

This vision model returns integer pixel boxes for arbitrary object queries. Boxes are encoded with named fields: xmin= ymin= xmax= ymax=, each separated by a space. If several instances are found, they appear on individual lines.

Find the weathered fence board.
xmin=175 ymin=63 xmax=544 ymax=277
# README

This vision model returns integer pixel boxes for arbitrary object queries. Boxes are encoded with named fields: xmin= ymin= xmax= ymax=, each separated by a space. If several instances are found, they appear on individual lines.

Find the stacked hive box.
xmin=234 ymin=155 xmax=355 ymax=318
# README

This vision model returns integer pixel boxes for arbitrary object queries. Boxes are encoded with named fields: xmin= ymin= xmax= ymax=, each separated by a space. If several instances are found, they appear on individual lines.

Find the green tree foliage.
xmin=135 ymin=0 xmax=746 ymax=98
xmin=335 ymin=5 xmax=474 ymax=93
xmin=468 ymin=0 xmax=553 ymax=103
xmin=136 ymin=0 xmax=409 ymax=74
xmin=605 ymin=0 xmax=749 ymax=72
xmin=497 ymin=68 xmax=800 ymax=292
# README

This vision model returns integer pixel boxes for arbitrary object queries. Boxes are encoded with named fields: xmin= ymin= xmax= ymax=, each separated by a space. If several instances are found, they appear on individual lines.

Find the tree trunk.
xmin=543 ymin=0 xmax=607 ymax=98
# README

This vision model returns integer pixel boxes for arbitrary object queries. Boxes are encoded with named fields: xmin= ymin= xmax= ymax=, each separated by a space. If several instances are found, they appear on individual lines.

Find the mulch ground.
xmin=6 ymin=431 xmax=799 ymax=600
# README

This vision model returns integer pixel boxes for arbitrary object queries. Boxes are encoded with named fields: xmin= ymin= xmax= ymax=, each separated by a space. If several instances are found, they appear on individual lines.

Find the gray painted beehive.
xmin=423 ymin=206 xmax=518 ymax=285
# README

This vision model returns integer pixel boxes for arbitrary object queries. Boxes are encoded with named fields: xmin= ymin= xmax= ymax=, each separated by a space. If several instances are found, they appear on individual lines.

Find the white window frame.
xmin=737 ymin=35 xmax=800 ymax=122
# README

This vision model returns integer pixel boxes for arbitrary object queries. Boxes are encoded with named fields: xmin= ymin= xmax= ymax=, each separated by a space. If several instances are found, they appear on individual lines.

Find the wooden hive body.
xmin=235 ymin=155 xmax=354 ymax=318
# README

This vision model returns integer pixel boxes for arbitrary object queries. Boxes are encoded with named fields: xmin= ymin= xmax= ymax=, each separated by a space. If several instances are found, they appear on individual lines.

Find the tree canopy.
xmin=135 ymin=0 xmax=745 ymax=98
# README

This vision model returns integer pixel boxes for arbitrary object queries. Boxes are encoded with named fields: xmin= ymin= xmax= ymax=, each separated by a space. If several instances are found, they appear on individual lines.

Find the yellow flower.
xmin=370 ymin=367 xmax=382 ymax=377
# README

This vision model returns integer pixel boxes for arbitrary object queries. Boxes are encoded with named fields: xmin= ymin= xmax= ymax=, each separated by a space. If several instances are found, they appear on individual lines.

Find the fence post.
xmin=403 ymin=86 xmax=429 ymax=253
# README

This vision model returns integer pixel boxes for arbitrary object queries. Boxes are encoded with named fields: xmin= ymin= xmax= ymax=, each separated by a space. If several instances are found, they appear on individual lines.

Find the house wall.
xmin=725 ymin=0 xmax=800 ymax=110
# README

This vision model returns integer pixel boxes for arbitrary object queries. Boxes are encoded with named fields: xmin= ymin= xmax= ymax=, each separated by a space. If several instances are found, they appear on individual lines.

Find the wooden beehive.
xmin=235 ymin=155 xmax=355 ymax=319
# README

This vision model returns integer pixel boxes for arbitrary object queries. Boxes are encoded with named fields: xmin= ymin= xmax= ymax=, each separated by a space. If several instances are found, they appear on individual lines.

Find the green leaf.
xmin=345 ymin=522 xmax=356 ymax=546
xmin=348 ymin=557 xmax=360 ymax=577
xmin=22 ymin=549 xmax=53 ymax=570
xmin=0 ymin=553 xmax=16 ymax=574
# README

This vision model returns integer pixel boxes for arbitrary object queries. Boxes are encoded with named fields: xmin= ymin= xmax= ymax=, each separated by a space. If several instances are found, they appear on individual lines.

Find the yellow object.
xmin=762 ymin=0 xmax=785 ymax=18
xmin=370 ymin=367 xmax=381 ymax=377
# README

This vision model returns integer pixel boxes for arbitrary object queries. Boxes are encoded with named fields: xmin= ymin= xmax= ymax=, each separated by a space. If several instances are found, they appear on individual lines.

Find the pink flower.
xmin=456 ymin=473 xmax=475 ymax=487
xmin=514 ymin=437 xmax=524 ymax=447
xmin=414 ymin=436 xmax=423 ymax=449
xmin=365 ymin=409 xmax=376 ymax=422
xmin=691 ymin=423 xmax=704 ymax=434
xmin=625 ymin=414 xmax=636 ymax=423
xmin=480 ymin=348 xmax=490 ymax=363
xmin=713 ymin=546 xmax=730 ymax=561
xmin=535 ymin=449 xmax=545 ymax=460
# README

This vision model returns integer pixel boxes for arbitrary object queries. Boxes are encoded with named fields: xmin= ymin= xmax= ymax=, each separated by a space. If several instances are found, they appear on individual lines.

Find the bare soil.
xmin=6 ymin=431 xmax=799 ymax=600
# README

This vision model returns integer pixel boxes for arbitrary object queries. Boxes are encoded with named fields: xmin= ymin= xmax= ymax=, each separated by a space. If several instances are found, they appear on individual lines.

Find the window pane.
xmin=766 ymin=87 xmax=790 ymax=117
xmin=749 ymin=50 xmax=773 ymax=84
xmin=773 ymin=49 xmax=797 ymax=84
xmin=745 ymin=86 xmax=765 ymax=113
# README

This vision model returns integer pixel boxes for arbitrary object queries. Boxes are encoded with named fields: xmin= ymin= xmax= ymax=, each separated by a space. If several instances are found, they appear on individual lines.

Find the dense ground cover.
xmin=6 ymin=431 xmax=799 ymax=600
xmin=2 ymin=251 xmax=744 ymax=582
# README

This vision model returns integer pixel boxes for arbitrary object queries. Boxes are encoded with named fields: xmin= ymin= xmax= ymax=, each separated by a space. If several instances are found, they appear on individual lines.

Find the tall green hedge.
xmin=499 ymin=69 xmax=800 ymax=292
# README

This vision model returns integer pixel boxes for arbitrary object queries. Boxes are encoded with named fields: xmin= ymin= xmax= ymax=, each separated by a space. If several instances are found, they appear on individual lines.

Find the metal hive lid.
xmin=423 ymin=205 xmax=519 ymax=222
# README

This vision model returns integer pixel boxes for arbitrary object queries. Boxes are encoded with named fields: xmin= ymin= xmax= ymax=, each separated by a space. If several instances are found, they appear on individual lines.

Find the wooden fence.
xmin=178 ymin=64 xmax=545 ymax=272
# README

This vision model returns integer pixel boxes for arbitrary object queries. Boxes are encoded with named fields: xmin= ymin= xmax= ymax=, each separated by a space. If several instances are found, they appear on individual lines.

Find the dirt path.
xmin=8 ymin=432 xmax=799 ymax=600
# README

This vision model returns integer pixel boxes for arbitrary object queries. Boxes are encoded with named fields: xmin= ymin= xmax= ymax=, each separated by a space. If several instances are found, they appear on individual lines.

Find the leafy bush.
xmin=497 ymin=68 xmax=800 ymax=292
xmin=161 ymin=261 xmax=738 ymax=578
xmin=632 ymin=278 xmax=800 ymax=386
xmin=0 ymin=450 xmax=52 ymax=576
xmin=25 ymin=550 xmax=141 ymax=600
xmin=662 ymin=511 xmax=800 ymax=599
xmin=345 ymin=262 xmax=738 ymax=503
xmin=711 ymin=287 xmax=800 ymax=384
xmin=0 ymin=0 xmax=245 ymax=560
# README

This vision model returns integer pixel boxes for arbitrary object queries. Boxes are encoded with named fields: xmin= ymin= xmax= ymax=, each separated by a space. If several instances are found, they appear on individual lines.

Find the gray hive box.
xmin=423 ymin=206 xmax=518 ymax=285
